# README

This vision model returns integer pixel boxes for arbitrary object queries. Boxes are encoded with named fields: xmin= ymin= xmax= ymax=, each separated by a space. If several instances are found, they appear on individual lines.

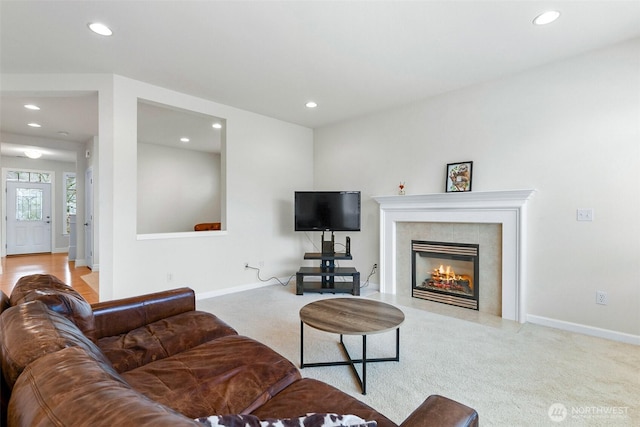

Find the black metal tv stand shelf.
xmin=296 ymin=252 xmax=360 ymax=296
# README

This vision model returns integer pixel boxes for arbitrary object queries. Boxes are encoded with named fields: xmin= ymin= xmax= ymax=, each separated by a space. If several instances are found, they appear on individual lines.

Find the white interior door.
xmin=85 ymin=167 xmax=94 ymax=269
xmin=6 ymin=181 xmax=52 ymax=255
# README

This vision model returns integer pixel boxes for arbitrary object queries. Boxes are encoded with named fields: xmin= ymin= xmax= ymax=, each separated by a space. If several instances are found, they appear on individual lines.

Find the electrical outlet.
xmin=577 ymin=208 xmax=594 ymax=221
xmin=596 ymin=290 xmax=608 ymax=305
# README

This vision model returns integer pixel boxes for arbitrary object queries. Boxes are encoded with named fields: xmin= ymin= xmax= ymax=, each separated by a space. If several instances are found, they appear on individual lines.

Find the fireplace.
xmin=412 ymin=240 xmax=479 ymax=310
xmin=373 ymin=189 xmax=535 ymax=322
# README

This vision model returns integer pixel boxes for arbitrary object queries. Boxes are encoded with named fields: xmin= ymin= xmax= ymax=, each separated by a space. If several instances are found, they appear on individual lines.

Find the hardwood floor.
xmin=1 ymin=253 xmax=98 ymax=304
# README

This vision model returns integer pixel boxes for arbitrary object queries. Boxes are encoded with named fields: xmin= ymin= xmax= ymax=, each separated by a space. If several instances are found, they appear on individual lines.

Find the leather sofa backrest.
xmin=91 ymin=287 xmax=196 ymax=339
xmin=0 ymin=300 xmax=110 ymax=390
xmin=9 ymin=274 xmax=97 ymax=342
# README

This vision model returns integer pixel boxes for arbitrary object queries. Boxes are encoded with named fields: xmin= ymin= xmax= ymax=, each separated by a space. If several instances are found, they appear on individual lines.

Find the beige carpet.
xmin=197 ymin=284 xmax=640 ymax=427
xmin=80 ymin=272 xmax=99 ymax=294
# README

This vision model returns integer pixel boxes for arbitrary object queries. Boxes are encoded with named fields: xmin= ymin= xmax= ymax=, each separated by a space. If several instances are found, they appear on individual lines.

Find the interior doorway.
xmin=85 ymin=167 xmax=94 ymax=269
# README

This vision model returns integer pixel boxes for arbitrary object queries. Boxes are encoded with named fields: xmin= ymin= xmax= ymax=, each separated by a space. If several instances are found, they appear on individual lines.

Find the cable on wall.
xmin=361 ymin=263 xmax=377 ymax=288
xmin=245 ymin=264 xmax=295 ymax=287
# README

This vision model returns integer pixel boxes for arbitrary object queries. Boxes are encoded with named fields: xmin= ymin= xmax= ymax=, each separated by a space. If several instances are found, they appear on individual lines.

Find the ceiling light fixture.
xmin=24 ymin=104 xmax=40 ymax=110
xmin=88 ymin=22 xmax=113 ymax=36
xmin=24 ymin=149 xmax=42 ymax=159
xmin=27 ymin=123 xmax=41 ymax=128
xmin=180 ymin=137 xmax=190 ymax=143
xmin=533 ymin=10 xmax=560 ymax=26
xmin=212 ymin=123 xmax=222 ymax=129
xmin=305 ymin=101 xmax=318 ymax=108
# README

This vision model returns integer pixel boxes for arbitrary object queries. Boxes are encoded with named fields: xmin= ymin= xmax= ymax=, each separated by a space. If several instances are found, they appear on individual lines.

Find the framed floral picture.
xmin=446 ymin=161 xmax=473 ymax=192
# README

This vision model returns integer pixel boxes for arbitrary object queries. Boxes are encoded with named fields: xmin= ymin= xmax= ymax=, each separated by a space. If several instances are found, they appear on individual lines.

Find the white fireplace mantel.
xmin=373 ymin=189 xmax=536 ymax=323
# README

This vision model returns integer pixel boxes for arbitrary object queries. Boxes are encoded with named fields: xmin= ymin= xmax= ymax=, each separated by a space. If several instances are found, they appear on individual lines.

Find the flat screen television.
xmin=294 ymin=191 xmax=361 ymax=232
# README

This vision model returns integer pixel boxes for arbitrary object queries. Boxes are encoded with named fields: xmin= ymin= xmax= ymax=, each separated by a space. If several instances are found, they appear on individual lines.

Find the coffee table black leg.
xmin=362 ymin=335 xmax=367 ymax=394
xmin=339 ymin=334 xmax=367 ymax=394
xmin=300 ymin=321 xmax=304 ymax=368
xmin=303 ymin=328 xmax=400 ymax=395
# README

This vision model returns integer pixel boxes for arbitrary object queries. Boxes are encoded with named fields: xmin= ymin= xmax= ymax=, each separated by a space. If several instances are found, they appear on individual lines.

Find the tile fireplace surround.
xmin=373 ymin=189 xmax=535 ymax=323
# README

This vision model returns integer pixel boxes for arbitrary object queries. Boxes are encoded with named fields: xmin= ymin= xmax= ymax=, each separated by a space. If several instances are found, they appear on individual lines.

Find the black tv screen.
xmin=294 ymin=191 xmax=361 ymax=232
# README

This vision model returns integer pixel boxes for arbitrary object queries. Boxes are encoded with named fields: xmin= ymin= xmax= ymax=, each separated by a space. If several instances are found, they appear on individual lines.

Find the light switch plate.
xmin=577 ymin=208 xmax=594 ymax=221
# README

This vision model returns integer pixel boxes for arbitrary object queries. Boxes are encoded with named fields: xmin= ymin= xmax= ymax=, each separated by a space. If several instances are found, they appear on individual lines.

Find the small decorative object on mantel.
xmin=446 ymin=161 xmax=473 ymax=192
xmin=399 ymin=181 xmax=406 ymax=195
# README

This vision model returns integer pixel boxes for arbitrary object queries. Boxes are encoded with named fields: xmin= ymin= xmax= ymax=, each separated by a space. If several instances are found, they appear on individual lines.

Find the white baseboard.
xmin=196 ymin=279 xmax=378 ymax=301
xmin=195 ymin=280 xmax=279 ymax=301
xmin=74 ymin=259 xmax=87 ymax=267
xmin=527 ymin=314 xmax=640 ymax=345
xmin=53 ymin=247 xmax=68 ymax=254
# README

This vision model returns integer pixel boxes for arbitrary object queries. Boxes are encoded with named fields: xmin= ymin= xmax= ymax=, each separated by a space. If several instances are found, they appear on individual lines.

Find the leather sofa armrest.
xmin=91 ymin=287 xmax=196 ymax=339
xmin=399 ymin=395 xmax=478 ymax=427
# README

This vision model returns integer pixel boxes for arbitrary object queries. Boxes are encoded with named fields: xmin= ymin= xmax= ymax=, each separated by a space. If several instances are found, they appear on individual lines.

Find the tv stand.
xmin=296 ymin=251 xmax=360 ymax=296
xmin=319 ymin=230 xmax=338 ymax=255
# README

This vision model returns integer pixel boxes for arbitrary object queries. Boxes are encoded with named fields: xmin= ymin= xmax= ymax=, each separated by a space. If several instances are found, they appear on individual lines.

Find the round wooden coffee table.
xmin=299 ymin=298 xmax=405 ymax=394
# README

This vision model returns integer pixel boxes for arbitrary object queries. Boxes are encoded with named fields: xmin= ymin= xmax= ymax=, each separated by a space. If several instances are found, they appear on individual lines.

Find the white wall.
xmin=137 ymin=143 xmax=221 ymax=233
xmin=314 ymin=38 xmax=640 ymax=339
xmin=109 ymin=76 xmax=313 ymax=300
xmin=1 ymin=74 xmax=314 ymax=301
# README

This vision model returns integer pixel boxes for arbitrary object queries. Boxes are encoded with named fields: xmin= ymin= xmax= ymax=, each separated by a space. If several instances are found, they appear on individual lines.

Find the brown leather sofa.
xmin=0 ymin=274 xmax=478 ymax=427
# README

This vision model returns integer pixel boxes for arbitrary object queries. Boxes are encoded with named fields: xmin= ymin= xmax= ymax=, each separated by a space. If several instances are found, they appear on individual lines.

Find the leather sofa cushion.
xmin=98 ymin=310 xmax=238 ymax=373
xmin=9 ymin=273 xmax=97 ymax=342
xmin=123 ymin=335 xmax=301 ymax=418
xmin=251 ymin=379 xmax=396 ymax=427
xmin=8 ymin=346 xmax=199 ymax=426
xmin=0 ymin=300 xmax=110 ymax=389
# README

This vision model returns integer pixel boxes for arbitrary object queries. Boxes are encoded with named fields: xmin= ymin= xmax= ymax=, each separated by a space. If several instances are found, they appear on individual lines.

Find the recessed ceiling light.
xmin=24 ymin=104 xmax=40 ymax=110
xmin=533 ymin=10 xmax=560 ymax=26
xmin=180 ymin=137 xmax=190 ymax=143
xmin=212 ymin=123 xmax=222 ymax=129
xmin=27 ymin=123 xmax=41 ymax=128
xmin=24 ymin=149 xmax=42 ymax=159
xmin=305 ymin=101 xmax=318 ymax=108
xmin=88 ymin=22 xmax=113 ymax=36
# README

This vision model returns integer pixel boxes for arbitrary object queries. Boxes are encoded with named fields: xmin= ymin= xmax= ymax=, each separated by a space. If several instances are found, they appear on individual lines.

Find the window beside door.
xmin=63 ymin=172 xmax=76 ymax=235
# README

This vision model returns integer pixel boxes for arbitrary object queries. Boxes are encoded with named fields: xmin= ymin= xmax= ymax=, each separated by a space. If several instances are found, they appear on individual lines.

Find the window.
xmin=7 ymin=171 xmax=51 ymax=183
xmin=16 ymin=188 xmax=43 ymax=221
xmin=64 ymin=172 xmax=77 ymax=234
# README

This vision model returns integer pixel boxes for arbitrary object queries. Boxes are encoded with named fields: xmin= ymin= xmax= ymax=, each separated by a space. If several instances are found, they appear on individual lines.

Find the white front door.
xmin=6 ymin=181 xmax=52 ymax=255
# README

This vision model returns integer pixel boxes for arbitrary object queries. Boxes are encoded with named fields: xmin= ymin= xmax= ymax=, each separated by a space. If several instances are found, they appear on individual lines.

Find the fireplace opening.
xmin=411 ymin=240 xmax=479 ymax=310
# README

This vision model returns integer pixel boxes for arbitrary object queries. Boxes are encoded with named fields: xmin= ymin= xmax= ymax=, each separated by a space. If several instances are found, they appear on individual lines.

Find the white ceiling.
xmin=1 ymin=0 xmax=639 ymax=160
